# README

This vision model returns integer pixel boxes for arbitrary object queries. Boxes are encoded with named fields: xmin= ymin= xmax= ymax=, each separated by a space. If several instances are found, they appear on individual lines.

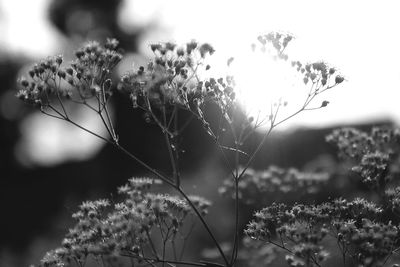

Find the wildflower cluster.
xmin=118 ymin=41 xmax=218 ymax=106
xmin=16 ymin=55 xmax=65 ymax=107
xmin=16 ymin=38 xmax=123 ymax=141
xmin=219 ymin=166 xmax=329 ymax=202
xmin=236 ymin=237 xmax=277 ymax=266
xmin=245 ymin=198 xmax=399 ymax=267
xmin=334 ymin=219 xmax=399 ymax=267
xmin=118 ymin=41 xmax=239 ymax=140
xmin=292 ymin=60 xmax=344 ymax=88
xmin=62 ymin=38 xmax=121 ymax=99
xmin=39 ymin=178 xmax=211 ymax=267
xmin=255 ymin=32 xmax=293 ymax=60
xmin=17 ymin=39 xmax=121 ymax=107
xmin=242 ymin=127 xmax=400 ymax=266
xmin=327 ymin=127 xmax=400 ymax=190
xmin=18 ymin=33 xmax=347 ymax=267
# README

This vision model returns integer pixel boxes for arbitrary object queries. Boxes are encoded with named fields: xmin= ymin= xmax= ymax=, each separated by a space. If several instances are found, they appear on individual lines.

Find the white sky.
xmin=2 ymin=0 xmax=399 ymax=128
xmin=119 ymin=0 xmax=400 ymax=129
xmin=1 ymin=0 xmax=400 ymax=165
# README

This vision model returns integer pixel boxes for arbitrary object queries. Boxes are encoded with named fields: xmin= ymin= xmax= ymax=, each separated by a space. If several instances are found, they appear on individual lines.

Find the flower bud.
xmin=177 ymin=48 xmax=185 ymax=57
xmin=16 ymin=90 xmax=27 ymax=100
xmin=131 ymin=246 xmax=139 ymax=254
xmin=55 ymin=55 xmax=63 ymax=65
xmin=90 ymin=84 xmax=101 ymax=94
xmin=20 ymin=78 xmax=29 ymax=87
xmin=66 ymin=68 xmax=73 ymax=76
xmin=50 ymin=65 xmax=57 ymax=73
xmin=335 ymin=75 xmax=344 ymax=84
xmin=321 ymin=101 xmax=329 ymax=107
xmin=104 ymin=79 xmax=112 ymax=90
xmin=75 ymin=50 xmax=84 ymax=58
xmin=29 ymin=70 xmax=35 ymax=78
xmin=57 ymin=70 xmax=66 ymax=79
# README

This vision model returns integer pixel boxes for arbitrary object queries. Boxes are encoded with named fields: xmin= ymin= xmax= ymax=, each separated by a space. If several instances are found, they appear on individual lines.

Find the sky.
xmin=2 ymin=0 xmax=400 ymax=127
xmin=120 ymin=0 xmax=400 ymax=129
xmin=1 ymin=0 xmax=400 ymax=165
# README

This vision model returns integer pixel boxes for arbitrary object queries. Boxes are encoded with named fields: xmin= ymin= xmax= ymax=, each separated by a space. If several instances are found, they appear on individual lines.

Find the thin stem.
xmin=230 ymin=123 xmax=242 ymax=265
xmin=121 ymin=253 xmax=217 ymax=267
xmin=172 ymin=108 xmax=181 ymax=184
xmin=167 ymin=105 xmax=178 ymax=130
xmin=113 ymin=144 xmax=176 ymax=187
xmin=162 ymin=105 xmax=179 ymax=185
xmin=62 ymin=117 xmax=228 ymax=264
xmin=180 ymin=221 xmax=196 ymax=261
xmin=177 ymin=114 xmax=194 ymax=135
xmin=83 ymin=101 xmax=99 ymax=113
xmin=48 ymin=104 xmax=67 ymax=119
xmin=165 ymin=131 xmax=178 ymax=184
xmin=54 ymin=76 xmax=68 ymax=118
xmin=230 ymin=176 xmax=240 ymax=265
xmin=98 ymin=111 xmax=115 ymax=140
xmin=269 ymin=240 xmax=294 ymax=255
xmin=237 ymin=125 xmax=274 ymax=181
xmin=145 ymin=95 xmax=174 ymax=137
xmin=101 ymin=84 xmax=117 ymax=141
xmin=172 ymin=238 xmax=178 ymax=261
xmin=60 ymin=116 xmax=175 ymax=188
xmin=64 ymin=117 xmax=112 ymax=143
xmin=162 ymin=238 xmax=167 ymax=267
xmin=146 ymin=229 xmax=159 ymax=259
xmin=40 ymin=109 xmax=65 ymax=120
xmin=177 ymin=187 xmax=230 ymax=266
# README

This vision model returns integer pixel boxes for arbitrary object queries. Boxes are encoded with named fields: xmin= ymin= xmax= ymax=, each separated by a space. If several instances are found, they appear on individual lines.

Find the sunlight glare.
xmin=230 ymin=46 xmax=303 ymax=123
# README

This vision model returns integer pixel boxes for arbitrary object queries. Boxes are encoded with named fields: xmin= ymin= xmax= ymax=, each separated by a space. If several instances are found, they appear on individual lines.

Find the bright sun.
xmin=229 ymin=47 xmax=303 ymax=122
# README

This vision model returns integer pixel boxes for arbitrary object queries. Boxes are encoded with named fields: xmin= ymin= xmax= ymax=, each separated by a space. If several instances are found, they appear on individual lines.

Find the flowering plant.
xmin=16 ymin=32 xmax=383 ymax=267
xmin=243 ymin=127 xmax=400 ymax=267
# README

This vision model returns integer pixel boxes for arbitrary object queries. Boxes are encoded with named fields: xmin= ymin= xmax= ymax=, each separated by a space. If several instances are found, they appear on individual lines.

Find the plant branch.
xmin=177 ymin=187 xmax=230 ymax=266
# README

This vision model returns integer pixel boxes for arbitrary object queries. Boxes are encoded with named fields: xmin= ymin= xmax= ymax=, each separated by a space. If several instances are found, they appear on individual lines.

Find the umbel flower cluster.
xmin=17 ymin=39 xmax=121 ymax=107
xmin=245 ymin=198 xmax=398 ymax=267
xmin=244 ymin=126 xmax=400 ymax=267
xmin=15 ymin=32 xmax=362 ymax=267
xmin=118 ymin=40 xmax=237 ymax=139
xmin=327 ymin=127 xmax=400 ymax=191
xmin=40 ymin=178 xmax=211 ymax=267
xmin=219 ymin=166 xmax=329 ymax=202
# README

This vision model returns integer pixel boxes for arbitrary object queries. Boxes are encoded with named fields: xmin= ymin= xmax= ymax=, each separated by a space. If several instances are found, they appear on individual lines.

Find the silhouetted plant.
xmin=17 ymin=33 xmax=365 ymax=267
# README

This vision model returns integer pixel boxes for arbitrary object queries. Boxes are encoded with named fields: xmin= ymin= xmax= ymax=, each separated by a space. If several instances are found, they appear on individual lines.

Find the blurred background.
xmin=0 ymin=0 xmax=399 ymax=266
